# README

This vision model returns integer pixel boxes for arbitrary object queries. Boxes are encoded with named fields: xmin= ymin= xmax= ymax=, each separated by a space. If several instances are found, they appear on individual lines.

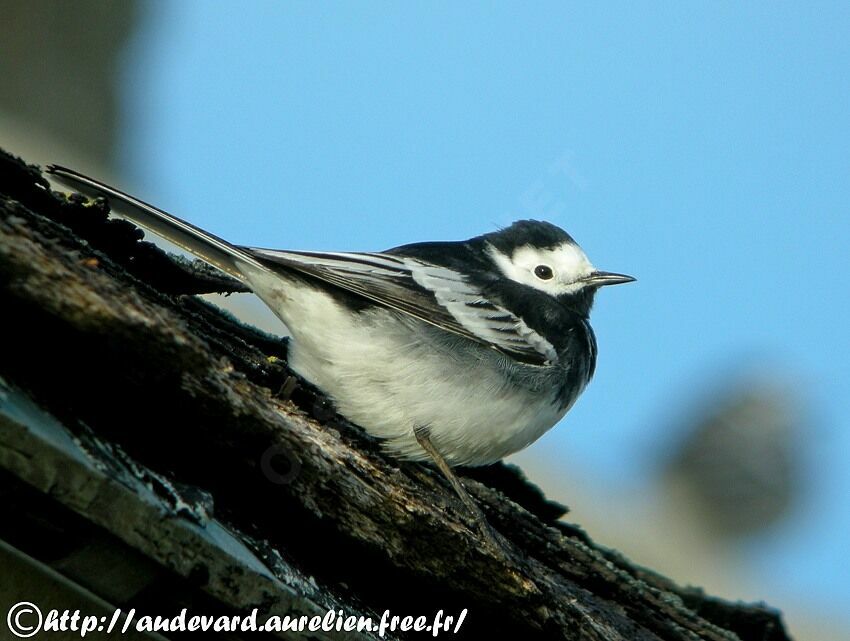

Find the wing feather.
xmin=246 ymin=248 xmax=557 ymax=366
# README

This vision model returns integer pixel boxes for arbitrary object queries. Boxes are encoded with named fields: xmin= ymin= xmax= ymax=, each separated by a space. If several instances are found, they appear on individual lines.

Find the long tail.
xmin=46 ymin=165 xmax=264 ymax=282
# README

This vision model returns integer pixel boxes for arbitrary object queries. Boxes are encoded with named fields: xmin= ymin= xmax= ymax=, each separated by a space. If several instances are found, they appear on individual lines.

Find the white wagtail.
xmin=47 ymin=165 xmax=634 ymax=546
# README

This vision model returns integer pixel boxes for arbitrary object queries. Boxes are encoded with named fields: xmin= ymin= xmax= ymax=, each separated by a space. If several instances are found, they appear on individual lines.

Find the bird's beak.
xmin=582 ymin=271 xmax=636 ymax=287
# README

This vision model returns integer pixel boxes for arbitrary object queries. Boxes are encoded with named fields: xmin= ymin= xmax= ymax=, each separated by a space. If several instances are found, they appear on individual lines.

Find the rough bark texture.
xmin=0 ymin=148 xmax=792 ymax=640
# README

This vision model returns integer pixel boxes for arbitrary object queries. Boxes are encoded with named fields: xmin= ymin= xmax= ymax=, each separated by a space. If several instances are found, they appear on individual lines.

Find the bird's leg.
xmin=413 ymin=425 xmax=506 ymax=551
xmin=276 ymin=375 xmax=298 ymax=399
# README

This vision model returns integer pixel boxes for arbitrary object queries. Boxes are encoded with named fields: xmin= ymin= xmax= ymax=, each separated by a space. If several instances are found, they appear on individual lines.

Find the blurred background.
xmin=2 ymin=2 xmax=847 ymax=638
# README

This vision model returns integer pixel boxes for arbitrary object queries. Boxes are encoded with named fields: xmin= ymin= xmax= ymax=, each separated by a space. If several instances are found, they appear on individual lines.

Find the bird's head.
xmin=481 ymin=220 xmax=634 ymax=316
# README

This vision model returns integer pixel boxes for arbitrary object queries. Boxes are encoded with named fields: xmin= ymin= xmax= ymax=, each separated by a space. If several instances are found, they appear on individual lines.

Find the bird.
xmin=46 ymin=165 xmax=634 ymax=547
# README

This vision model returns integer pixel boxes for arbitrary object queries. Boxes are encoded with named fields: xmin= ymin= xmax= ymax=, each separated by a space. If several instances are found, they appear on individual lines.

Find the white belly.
xmin=244 ymin=266 xmax=572 ymax=466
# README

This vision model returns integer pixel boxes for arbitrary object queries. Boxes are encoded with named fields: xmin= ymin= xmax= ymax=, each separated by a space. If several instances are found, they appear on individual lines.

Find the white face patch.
xmin=486 ymin=241 xmax=596 ymax=296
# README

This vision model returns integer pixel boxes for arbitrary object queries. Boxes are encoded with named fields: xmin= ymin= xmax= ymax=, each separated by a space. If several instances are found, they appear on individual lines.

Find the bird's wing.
xmin=246 ymin=248 xmax=557 ymax=366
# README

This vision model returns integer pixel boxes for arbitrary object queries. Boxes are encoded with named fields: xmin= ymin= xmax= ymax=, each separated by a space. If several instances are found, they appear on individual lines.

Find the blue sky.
xmin=118 ymin=1 xmax=849 ymax=618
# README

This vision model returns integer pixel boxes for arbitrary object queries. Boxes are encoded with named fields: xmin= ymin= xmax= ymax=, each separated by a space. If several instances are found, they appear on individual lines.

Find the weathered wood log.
xmin=0 ymin=148 xmax=791 ymax=640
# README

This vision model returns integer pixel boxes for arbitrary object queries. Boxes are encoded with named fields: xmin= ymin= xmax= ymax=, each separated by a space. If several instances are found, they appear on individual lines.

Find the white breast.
xmin=242 ymin=264 xmax=572 ymax=466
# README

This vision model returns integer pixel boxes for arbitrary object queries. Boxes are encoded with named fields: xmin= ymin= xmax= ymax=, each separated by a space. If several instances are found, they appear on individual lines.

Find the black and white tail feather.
xmin=47 ymin=165 xmax=556 ymax=367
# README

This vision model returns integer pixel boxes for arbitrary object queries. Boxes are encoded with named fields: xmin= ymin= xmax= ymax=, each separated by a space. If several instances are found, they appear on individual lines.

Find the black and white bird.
xmin=47 ymin=165 xmax=634 ymax=545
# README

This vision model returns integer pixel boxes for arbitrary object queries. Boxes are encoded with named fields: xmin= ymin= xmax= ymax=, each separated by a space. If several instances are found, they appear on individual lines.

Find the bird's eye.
xmin=534 ymin=265 xmax=554 ymax=280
